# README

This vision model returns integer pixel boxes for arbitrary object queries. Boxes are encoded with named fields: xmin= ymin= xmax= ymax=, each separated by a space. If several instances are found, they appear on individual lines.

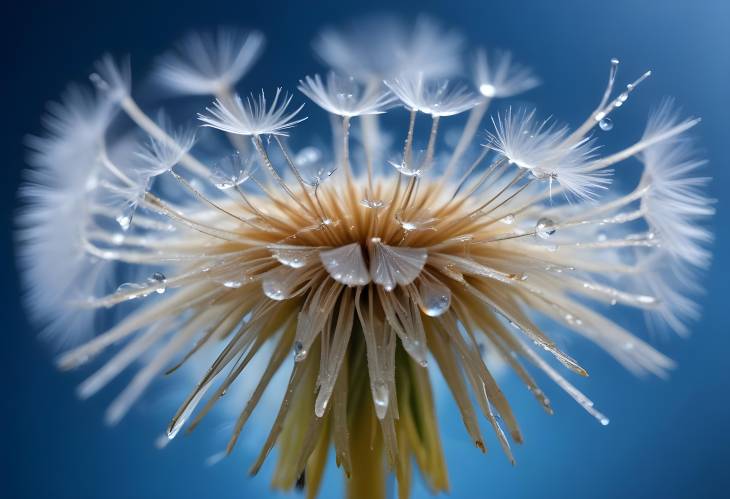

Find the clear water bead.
xmin=360 ymin=198 xmax=386 ymax=209
xmin=535 ymin=217 xmax=557 ymax=239
xmin=293 ymin=341 xmax=307 ymax=361
xmin=148 ymin=272 xmax=167 ymax=294
xmin=372 ymin=381 xmax=390 ymax=419
xmin=262 ymin=269 xmax=291 ymax=301
xmin=599 ymin=117 xmax=614 ymax=131
xmin=501 ymin=214 xmax=515 ymax=225
xmin=419 ymin=280 xmax=451 ymax=317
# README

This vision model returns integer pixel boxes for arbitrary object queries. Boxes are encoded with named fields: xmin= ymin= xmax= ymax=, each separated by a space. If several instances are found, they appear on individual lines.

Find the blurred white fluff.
xmin=298 ymin=73 xmax=395 ymax=117
xmin=487 ymin=107 xmax=610 ymax=200
xmin=637 ymin=252 xmax=704 ymax=337
xmin=314 ymin=16 xmax=463 ymax=82
xmin=90 ymin=54 xmax=132 ymax=103
xmin=475 ymin=49 xmax=540 ymax=98
xmin=632 ymin=101 xmax=714 ymax=335
xmin=154 ymin=29 xmax=264 ymax=96
xmin=135 ymin=112 xmax=197 ymax=177
xmin=639 ymin=100 xmax=714 ymax=267
xmin=18 ymin=85 xmax=118 ymax=346
xmin=385 ymin=73 xmax=479 ymax=117
xmin=198 ymin=88 xmax=306 ymax=136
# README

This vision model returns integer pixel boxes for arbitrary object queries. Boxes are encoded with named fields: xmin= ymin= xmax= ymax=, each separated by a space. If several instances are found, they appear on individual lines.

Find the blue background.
xmin=2 ymin=1 xmax=729 ymax=498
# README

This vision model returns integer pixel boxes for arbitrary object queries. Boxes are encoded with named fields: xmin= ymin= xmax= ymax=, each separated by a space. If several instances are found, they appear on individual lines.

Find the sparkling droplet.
xmin=372 ymin=381 xmax=390 ymax=419
xmin=535 ymin=217 xmax=557 ymax=239
xmin=116 ymin=282 xmax=147 ymax=299
xmin=222 ymin=280 xmax=242 ymax=288
xmin=600 ymin=417 xmax=610 ymax=426
xmin=262 ymin=269 xmax=292 ymax=301
xmin=116 ymin=214 xmax=132 ymax=231
xmin=360 ymin=198 xmax=387 ymax=209
xmin=148 ymin=272 xmax=167 ymax=294
xmin=419 ymin=280 xmax=451 ymax=317
xmin=479 ymin=83 xmax=496 ymax=98
xmin=293 ymin=341 xmax=307 ymax=361
xmin=599 ymin=117 xmax=614 ymax=131
xmin=501 ymin=214 xmax=515 ymax=225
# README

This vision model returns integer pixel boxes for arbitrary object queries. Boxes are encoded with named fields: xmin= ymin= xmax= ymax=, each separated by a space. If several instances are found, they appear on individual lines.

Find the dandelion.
xmin=17 ymin=18 xmax=713 ymax=499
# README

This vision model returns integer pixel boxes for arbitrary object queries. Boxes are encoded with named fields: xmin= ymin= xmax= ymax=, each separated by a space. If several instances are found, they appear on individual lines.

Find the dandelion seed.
xmin=18 ymin=19 xmax=713 ymax=499
xmin=154 ymin=28 xmax=265 ymax=96
xmin=299 ymin=72 xmax=395 ymax=117
xmin=385 ymin=72 xmax=479 ymax=117
xmin=475 ymin=49 xmax=540 ymax=98
xmin=198 ymin=88 xmax=306 ymax=136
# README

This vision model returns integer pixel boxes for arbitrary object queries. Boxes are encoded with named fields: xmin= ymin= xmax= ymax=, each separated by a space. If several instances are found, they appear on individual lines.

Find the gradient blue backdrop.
xmin=2 ymin=1 xmax=729 ymax=498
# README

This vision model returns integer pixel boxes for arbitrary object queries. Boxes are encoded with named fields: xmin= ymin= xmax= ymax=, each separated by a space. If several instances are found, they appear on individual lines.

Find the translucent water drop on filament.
xmin=535 ymin=218 xmax=557 ymax=239
xmin=419 ymin=279 xmax=452 ymax=317
xmin=293 ymin=340 xmax=307 ymax=361
xmin=599 ymin=117 xmax=613 ymax=131
xmin=371 ymin=381 xmax=390 ymax=419
xmin=148 ymin=272 xmax=167 ymax=294
xmin=262 ymin=267 xmax=295 ymax=301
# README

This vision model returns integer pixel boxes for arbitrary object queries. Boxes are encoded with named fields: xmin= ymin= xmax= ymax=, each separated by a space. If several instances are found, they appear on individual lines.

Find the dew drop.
xmin=360 ymin=198 xmax=386 ymax=209
xmin=372 ymin=381 xmax=390 ymax=419
xmin=223 ymin=280 xmax=242 ymax=288
xmin=501 ymin=214 xmax=515 ymax=225
xmin=600 ymin=417 xmax=610 ymax=426
xmin=148 ymin=272 xmax=167 ymax=294
xmin=116 ymin=214 xmax=132 ymax=231
xmin=262 ymin=269 xmax=292 ymax=301
xmin=535 ymin=217 xmax=557 ymax=239
xmin=419 ymin=280 xmax=451 ymax=317
xmin=599 ymin=117 xmax=614 ymax=131
xmin=293 ymin=341 xmax=307 ymax=361
xmin=116 ymin=282 xmax=147 ymax=299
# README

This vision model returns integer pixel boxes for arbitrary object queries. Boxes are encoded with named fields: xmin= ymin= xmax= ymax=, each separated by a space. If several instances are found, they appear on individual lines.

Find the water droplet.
xmin=269 ymin=245 xmax=315 ymax=269
xmin=600 ymin=417 xmax=610 ymax=426
xmin=116 ymin=282 xmax=147 ymax=299
xmin=262 ymin=269 xmax=292 ymax=301
xmin=535 ymin=217 xmax=557 ymax=239
xmin=599 ymin=117 xmax=614 ymax=131
xmin=501 ymin=214 xmax=515 ymax=225
xmin=419 ymin=281 xmax=451 ymax=317
xmin=360 ymin=198 xmax=387 ymax=209
xmin=372 ymin=381 xmax=389 ymax=419
xmin=293 ymin=341 xmax=307 ymax=361
xmin=116 ymin=214 xmax=132 ymax=231
xmin=479 ymin=83 xmax=496 ymax=98
xmin=111 ymin=233 xmax=125 ymax=245
xmin=223 ymin=280 xmax=242 ymax=288
xmin=148 ymin=272 xmax=167 ymax=294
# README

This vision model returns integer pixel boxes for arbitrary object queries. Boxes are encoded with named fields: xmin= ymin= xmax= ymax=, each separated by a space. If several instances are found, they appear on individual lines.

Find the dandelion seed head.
xmin=17 ymin=19 xmax=714 ymax=499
